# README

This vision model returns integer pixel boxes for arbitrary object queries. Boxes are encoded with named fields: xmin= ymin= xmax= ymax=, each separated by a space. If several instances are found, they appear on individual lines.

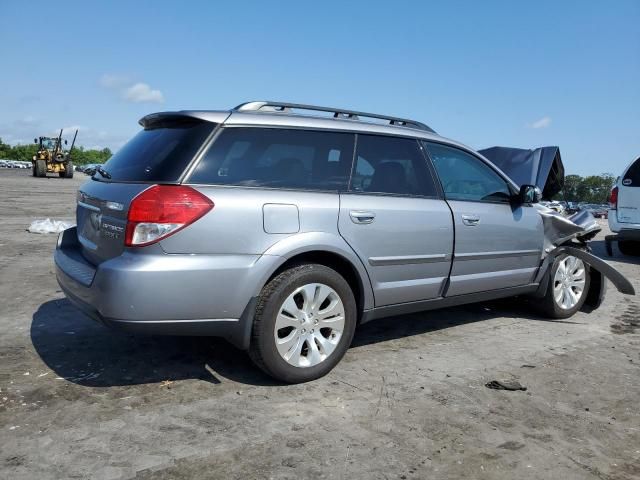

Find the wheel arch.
xmin=269 ymin=250 xmax=367 ymax=319
xmin=258 ymin=233 xmax=374 ymax=313
xmin=234 ymin=234 xmax=375 ymax=351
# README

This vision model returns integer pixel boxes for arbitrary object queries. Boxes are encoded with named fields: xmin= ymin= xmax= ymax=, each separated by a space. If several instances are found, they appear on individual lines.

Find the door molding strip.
xmin=454 ymin=249 xmax=541 ymax=261
xmin=368 ymin=253 xmax=452 ymax=266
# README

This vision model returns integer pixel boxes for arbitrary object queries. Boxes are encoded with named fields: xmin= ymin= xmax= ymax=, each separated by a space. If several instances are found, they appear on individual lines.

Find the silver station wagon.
xmin=55 ymin=101 xmax=634 ymax=383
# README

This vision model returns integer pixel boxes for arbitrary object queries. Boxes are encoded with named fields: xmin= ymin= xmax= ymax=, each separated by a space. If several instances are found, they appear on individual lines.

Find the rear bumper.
xmin=54 ymin=227 xmax=275 ymax=349
xmin=608 ymin=212 xmax=640 ymax=235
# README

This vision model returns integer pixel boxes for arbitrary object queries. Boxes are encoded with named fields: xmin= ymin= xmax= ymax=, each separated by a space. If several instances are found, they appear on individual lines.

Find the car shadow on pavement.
xmin=32 ymin=296 xmax=584 ymax=388
xmin=351 ymin=297 xmax=584 ymax=348
xmin=589 ymin=239 xmax=640 ymax=266
xmin=31 ymin=299 xmax=280 ymax=388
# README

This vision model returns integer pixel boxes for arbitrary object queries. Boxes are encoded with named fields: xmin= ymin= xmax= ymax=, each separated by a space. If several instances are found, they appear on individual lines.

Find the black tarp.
xmin=478 ymin=146 xmax=564 ymax=200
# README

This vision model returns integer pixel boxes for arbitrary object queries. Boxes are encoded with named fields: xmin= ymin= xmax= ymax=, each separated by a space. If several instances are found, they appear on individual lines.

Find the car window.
xmin=188 ymin=128 xmax=354 ymax=191
xmin=99 ymin=118 xmax=216 ymax=182
xmin=424 ymin=142 xmax=512 ymax=203
xmin=622 ymin=157 xmax=640 ymax=186
xmin=350 ymin=135 xmax=438 ymax=197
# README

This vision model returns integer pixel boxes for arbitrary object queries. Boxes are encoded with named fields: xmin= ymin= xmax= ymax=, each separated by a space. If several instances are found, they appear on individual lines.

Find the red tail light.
xmin=125 ymin=185 xmax=214 ymax=247
xmin=609 ymin=186 xmax=618 ymax=209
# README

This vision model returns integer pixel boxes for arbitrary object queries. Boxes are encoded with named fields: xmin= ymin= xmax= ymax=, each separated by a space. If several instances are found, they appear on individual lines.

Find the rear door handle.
xmin=461 ymin=214 xmax=480 ymax=226
xmin=350 ymin=210 xmax=376 ymax=224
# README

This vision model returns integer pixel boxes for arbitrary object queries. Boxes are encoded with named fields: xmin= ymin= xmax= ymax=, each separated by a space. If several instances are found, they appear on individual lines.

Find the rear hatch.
xmin=77 ymin=116 xmax=217 ymax=265
xmin=617 ymin=157 xmax=640 ymax=224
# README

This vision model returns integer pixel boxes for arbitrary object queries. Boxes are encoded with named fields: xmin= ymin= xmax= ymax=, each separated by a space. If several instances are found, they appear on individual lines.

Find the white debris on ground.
xmin=27 ymin=218 xmax=74 ymax=234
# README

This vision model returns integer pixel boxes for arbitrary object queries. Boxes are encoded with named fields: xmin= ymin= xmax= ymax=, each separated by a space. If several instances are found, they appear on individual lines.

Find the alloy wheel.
xmin=553 ymin=256 xmax=586 ymax=310
xmin=274 ymin=283 xmax=345 ymax=368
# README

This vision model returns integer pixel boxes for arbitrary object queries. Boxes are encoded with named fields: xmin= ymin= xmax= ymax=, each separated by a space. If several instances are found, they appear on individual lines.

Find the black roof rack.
xmin=233 ymin=101 xmax=435 ymax=133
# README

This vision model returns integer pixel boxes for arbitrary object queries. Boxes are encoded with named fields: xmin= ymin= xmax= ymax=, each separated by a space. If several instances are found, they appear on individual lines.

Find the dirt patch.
xmin=611 ymin=301 xmax=640 ymax=334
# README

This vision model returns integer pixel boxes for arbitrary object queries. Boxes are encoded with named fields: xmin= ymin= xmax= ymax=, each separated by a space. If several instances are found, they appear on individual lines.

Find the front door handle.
xmin=350 ymin=210 xmax=376 ymax=224
xmin=461 ymin=214 xmax=480 ymax=226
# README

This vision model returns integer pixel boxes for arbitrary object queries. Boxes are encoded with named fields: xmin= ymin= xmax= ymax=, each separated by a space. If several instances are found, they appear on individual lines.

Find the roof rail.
xmin=233 ymin=101 xmax=435 ymax=133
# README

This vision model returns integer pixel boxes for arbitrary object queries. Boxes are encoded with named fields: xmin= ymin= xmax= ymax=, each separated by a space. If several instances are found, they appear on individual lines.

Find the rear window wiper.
xmin=94 ymin=166 xmax=112 ymax=180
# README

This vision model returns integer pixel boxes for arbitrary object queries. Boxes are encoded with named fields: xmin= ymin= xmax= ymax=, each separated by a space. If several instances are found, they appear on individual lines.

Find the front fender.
xmin=533 ymin=246 xmax=635 ymax=309
xmin=559 ymin=246 xmax=635 ymax=295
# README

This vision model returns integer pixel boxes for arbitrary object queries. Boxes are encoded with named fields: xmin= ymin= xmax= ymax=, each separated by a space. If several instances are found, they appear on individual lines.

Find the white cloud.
xmin=529 ymin=116 xmax=552 ymax=129
xmin=99 ymin=74 xmax=165 ymax=104
xmin=123 ymin=83 xmax=164 ymax=104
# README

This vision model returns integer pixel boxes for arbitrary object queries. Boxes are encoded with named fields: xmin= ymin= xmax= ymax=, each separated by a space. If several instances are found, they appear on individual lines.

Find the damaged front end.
xmin=479 ymin=146 xmax=636 ymax=309
xmin=532 ymin=205 xmax=635 ymax=310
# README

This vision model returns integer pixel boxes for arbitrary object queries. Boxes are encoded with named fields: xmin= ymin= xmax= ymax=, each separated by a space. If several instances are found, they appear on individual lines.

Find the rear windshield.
xmin=623 ymin=157 xmax=640 ymax=186
xmin=96 ymin=119 xmax=215 ymax=182
xmin=187 ymin=127 xmax=355 ymax=191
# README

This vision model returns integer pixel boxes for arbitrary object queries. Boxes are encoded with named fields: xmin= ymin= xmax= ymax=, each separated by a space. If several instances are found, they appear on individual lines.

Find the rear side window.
xmin=623 ymin=157 xmax=640 ymax=186
xmin=425 ymin=142 xmax=512 ymax=203
xmin=188 ymin=128 xmax=355 ymax=191
xmin=350 ymin=135 xmax=438 ymax=197
xmin=100 ymin=119 xmax=215 ymax=182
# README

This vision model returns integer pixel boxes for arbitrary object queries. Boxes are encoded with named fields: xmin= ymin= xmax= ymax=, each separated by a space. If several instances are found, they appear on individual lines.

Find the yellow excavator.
xmin=32 ymin=129 xmax=78 ymax=178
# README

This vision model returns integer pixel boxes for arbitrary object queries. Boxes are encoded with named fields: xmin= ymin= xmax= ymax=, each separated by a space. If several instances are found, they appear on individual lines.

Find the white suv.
xmin=608 ymin=156 xmax=640 ymax=256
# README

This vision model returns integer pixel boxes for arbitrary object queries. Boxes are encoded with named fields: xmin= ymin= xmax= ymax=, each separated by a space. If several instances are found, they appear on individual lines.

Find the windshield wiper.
xmin=95 ymin=166 xmax=112 ymax=180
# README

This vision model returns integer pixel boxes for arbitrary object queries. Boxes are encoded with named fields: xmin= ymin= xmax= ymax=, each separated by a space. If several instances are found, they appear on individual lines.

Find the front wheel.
xmin=35 ymin=159 xmax=47 ymax=177
xmin=539 ymin=254 xmax=590 ymax=319
xmin=249 ymin=264 xmax=357 ymax=383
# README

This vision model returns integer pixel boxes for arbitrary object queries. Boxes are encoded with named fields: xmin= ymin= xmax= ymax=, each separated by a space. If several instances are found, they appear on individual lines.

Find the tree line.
xmin=556 ymin=173 xmax=616 ymax=204
xmin=0 ymin=138 xmax=112 ymax=165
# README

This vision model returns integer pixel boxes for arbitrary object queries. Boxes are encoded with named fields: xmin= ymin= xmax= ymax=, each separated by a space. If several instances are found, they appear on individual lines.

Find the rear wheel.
xmin=35 ymin=159 xmax=47 ymax=177
xmin=249 ymin=264 xmax=357 ymax=383
xmin=539 ymin=254 xmax=590 ymax=319
xmin=618 ymin=240 xmax=640 ymax=256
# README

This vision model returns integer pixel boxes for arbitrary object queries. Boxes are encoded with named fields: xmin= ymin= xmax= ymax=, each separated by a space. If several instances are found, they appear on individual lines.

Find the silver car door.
xmin=338 ymin=135 xmax=453 ymax=307
xmin=424 ymin=142 xmax=544 ymax=296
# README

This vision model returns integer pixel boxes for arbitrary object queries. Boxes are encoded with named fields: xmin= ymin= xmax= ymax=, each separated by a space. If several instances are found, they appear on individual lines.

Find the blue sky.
xmin=1 ymin=1 xmax=638 ymax=176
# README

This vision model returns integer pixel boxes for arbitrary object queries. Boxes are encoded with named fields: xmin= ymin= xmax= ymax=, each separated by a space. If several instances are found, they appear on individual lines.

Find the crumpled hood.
xmin=479 ymin=146 xmax=564 ymax=200
xmin=478 ymin=145 xmax=593 ymax=250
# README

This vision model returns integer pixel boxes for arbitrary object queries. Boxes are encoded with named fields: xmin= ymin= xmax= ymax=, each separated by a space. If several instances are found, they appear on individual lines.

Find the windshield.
xmin=41 ymin=139 xmax=56 ymax=149
xmin=96 ymin=119 xmax=216 ymax=182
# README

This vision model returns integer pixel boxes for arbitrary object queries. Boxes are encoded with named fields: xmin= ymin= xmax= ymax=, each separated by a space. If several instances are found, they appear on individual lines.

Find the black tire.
xmin=618 ymin=240 xmax=640 ymax=256
xmin=538 ymin=254 xmax=591 ymax=319
xmin=249 ymin=264 xmax=357 ymax=383
xmin=35 ymin=159 xmax=47 ymax=177
xmin=31 ymin=163 xmax=37 ymax=177
xmin=60 ymin=162 xmax=74 ymax=178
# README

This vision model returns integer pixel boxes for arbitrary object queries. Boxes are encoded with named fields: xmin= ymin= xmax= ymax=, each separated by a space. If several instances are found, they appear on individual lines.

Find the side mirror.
xmin=518 ymin=184 xmax=542 ymax=204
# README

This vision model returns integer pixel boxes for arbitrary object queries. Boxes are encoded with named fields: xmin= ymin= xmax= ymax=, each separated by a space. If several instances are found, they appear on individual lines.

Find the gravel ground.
xmin=0 ymin=168 xmax=639 ymax=480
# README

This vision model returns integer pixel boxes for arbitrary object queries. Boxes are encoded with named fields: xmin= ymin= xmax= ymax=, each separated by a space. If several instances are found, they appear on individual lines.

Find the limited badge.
xmin=622 ymin=178 xmax=632 ymax=186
